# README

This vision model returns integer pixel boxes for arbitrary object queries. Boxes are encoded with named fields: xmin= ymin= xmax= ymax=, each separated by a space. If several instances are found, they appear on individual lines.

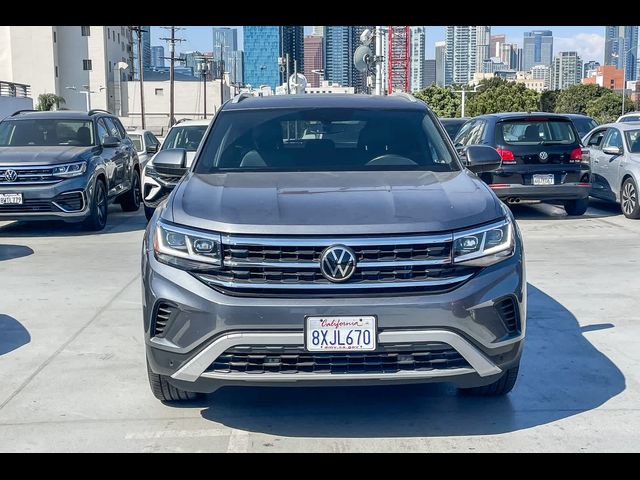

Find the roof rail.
xmin=231 ymin=93 xmax=252 ymax=104
xmin=10 ymin=109 xmax=38 ymax=117
xmin=88 ymin=109 xmax=111 ymax=116
xmin=389 ymin=92 xmax=417 ymax=102
xmin=175 ymin=118 xmax=193 ymax=124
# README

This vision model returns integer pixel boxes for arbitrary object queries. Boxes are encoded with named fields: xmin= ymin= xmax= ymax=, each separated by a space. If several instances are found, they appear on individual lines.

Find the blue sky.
xmin=151 ymin=26 xmax=607 ymax=63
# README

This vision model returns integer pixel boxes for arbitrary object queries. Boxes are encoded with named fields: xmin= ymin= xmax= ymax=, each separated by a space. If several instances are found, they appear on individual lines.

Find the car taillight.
xmin=496 ymin=148 xmax=515 ymax=164
xmin=570 ymin=147 xmax=583 ymax=163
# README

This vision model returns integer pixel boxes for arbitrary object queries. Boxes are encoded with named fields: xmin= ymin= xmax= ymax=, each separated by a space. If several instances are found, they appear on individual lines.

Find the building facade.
xmin=582 ymin=65 xmax=624 ymax=90
xmin=303 ymin=35 xmax=324 ymax=88
xmin=522 ymin=30 xmax=553 ymax=72
xmin=423 ymin=59 xmax=436 ymax=87
xmin=551 ymin=51 xmax=582 ymax=90
xmin=444 ymin=26 xmax=491 ymax=86
xmin=311 ymin=26 xmax=325 ymax=37
xmin=530 ymin=64 xmax=551 ymax=90
xmin=583 ymin=60 xmax=600 ymax=79
xmin=490 ymin=34 xmax=506 ymax=57
xmin=409 ymin=27 xmax=425 ymax=92
xmin=324 ymin=26 xmax=371 ymax=93
xmin=212 ymin=27 xmax=240 ymax=84
xmin=435 ymin=40 xmax=445 ymax=86
xmin=604 ymin=26 xmax=638 ymax=82
xmin=151 ymin=46 xmax=164 ymax=68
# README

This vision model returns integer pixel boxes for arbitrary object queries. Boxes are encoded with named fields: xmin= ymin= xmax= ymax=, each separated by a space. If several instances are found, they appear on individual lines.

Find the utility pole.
xmin=453 ymin=85 xmax=479 ymax=118
xmin=130 ymin=26 xmax=147 ymax=128
xmin=160 ymin=26 xmax=185 ymax=128
xmin=220 ymin=42 xmax=224 ymax=108
xmin=197 ymin=56 xmax=210 ymax=118
xmin=285 ymin=53 xmax=290 ymax=94
xmin=375 ymin=26 xmax=384 ymax=96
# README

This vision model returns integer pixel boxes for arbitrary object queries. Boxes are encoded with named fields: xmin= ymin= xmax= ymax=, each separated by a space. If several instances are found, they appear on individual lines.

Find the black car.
xmin=439 ymin=118 xmax=469 ymax=140
xmin=562 ymin=113 xmax=599 ymax=139
xmin=454 ymin=112 xmax=591 ymax=215
xmin=0 ymin=109 xmax=141 ymax=230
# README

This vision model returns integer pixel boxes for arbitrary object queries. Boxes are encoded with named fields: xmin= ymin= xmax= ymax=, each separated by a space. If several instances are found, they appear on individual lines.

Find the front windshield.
xmin=128 ymin=134 xmax=143 ymax=151
xmin=626 ymin=130 xmax=640 ymax=153
xmin=162 ymin=125 xmax=208 ymax=151
xmin=0 ymin=119 xmax=95 ymax=146
xmin=194 ymin=108 xmax=458 ymax=173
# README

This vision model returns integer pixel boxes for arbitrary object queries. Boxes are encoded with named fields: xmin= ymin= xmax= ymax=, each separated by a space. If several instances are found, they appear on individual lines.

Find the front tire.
xmin=621 ymin=177 xmax=640 ymax=219
xmin=147 ymin=360 xmax=201 ymax=402
xmin=563 ymin=198 xmax=588 ymax=216
xmin=120 ymin=169 xmax=141 ymax=212
xmin=458 ymin=364 xmax=520 ymax=396
xmin=82 ymin=179 xmax=108 ymax=231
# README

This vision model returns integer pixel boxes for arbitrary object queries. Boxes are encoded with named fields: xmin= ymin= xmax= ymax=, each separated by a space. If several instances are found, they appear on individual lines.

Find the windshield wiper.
xmin=540 ymin=140 xmax=567 ymax=145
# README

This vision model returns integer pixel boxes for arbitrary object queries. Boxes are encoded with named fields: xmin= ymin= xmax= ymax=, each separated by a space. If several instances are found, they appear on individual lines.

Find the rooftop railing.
xmin=0 ymin=81 xmax=31 ymax=98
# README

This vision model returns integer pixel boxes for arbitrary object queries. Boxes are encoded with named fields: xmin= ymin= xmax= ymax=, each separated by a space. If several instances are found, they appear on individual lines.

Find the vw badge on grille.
xmin=320 ymin=245 xmax=357 ymax=282
xmin=538 ymin=151 xmax=549 ymax=162
xmin=4 ymin=169 xmax=18 ymax=182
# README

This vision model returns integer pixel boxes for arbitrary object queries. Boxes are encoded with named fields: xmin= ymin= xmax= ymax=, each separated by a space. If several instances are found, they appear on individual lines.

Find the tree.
xmin=36 ymin=93 xmax=65 ymax=111
xmin=540 ymin=90 xmax=559 ymax=112
xmin=554 ymin=83 xmax=607 ymax=115
xmin=585 ymin=91 xmax=636 ymax=124
xmin=465 ymin=80 xmax=539 ymax=116
xmin=412 ymin=84 xmax=461 ymax=117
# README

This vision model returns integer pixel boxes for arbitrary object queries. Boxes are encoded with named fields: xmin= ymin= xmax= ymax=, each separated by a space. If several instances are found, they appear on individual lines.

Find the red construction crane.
xmin=387 ymin=26 xmax=410 ymax=93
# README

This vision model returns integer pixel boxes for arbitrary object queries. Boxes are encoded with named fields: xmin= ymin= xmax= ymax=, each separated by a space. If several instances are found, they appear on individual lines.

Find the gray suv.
xmin=142 ymin=94 xmax=526 ymax=402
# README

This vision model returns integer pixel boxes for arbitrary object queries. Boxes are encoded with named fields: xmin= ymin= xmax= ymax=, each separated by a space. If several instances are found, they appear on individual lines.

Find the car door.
xmin=600 ymin=128 xmax=625 ymax=202
xmin=102 ymin=117 xmax=128 ymax=193
xmin=96 ymin=118 xmax=119 ymax=196
xmin=584 ymin=128 xmax=607 ymax=198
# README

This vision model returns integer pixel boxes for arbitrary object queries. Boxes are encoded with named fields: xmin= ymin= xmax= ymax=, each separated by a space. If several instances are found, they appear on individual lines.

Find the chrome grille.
xmin=0 ymin=165 xmax=62 ymax=185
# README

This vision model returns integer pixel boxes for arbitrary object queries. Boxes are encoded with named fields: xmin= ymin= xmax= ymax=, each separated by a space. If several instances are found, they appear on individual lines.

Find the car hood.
xmin=166 ymin=170 xmax=503 ymax=235
xmin=0 ymin=146 xmax=98 ymax=166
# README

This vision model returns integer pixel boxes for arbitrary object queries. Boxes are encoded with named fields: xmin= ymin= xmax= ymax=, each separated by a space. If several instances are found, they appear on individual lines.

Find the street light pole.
xmin=452 ymin=85 xmax=479 ymax=117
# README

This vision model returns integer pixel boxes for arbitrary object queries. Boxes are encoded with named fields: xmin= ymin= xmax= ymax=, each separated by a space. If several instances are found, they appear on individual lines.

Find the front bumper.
xmin=143 ymin=229 xmax=526 ymax=392
xmin=489 ymin=183 xmax=591 ymax=201
xmin=142 ymin=170 xmax=180 ymax=208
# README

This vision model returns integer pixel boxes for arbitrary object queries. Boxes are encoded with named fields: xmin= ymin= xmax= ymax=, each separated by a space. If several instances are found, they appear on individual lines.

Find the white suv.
xmin=142 ymin=118 xmax=210 ymax=220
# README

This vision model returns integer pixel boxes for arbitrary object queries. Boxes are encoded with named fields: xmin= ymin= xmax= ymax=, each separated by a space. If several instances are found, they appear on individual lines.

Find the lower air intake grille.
xmin=153 ymin=303 xmax=177 ymax=337
xmin=495 ymin=297 xmax=519 ymax=333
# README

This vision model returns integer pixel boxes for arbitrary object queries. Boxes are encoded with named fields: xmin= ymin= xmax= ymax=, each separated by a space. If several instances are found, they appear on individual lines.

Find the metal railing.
xmin=0 ymin=81 xmax=31 ymax=98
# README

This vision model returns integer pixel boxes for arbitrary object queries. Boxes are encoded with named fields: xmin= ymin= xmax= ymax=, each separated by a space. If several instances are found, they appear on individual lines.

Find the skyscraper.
xmin=213 ymin=27 xmax=240 ymax=83
xmin=242 ymin=26 xmax=304 ymax=90
xmin=604 ymin=26 xmax=638 ymax=82
xmin=552 ymin=51 xmax=582 ymax=90
xmin=423 ymin=59 xmax=436 ymax=87
xmin=304 ymin=35 xmax=324 ymax=87
xmin=444 ymin=26 xmax=490 ymax=86
xmin=151 ymin=46 xmax=164 ymax=68
xmin=490 ymin=34 xmax=506 ymax=57
xmin=522 ymin=30 xmax=553 ymax=71
xmin=435 ymin=41 xmax=445 ymax=86
xmin=324 ymin=26 xmax=372 ymax=93
xmin=409 ymin=27 xmax=426 ymax=93
xmin=583 ymin=60 xmax=600 ymax=79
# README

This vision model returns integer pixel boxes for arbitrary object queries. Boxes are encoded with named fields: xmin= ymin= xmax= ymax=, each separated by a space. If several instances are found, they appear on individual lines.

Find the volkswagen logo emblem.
xmin=538 ymin=151 xmax=549 ymax=162
xmin=4 ymin=169 xmax=18 ymax=182
xmin=320 ymin=245 xmax=357 ymax=282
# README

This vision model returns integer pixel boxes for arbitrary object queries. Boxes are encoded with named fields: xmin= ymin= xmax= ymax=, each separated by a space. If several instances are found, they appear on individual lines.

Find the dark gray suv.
xmin=0 ymin=110 xmax=141 ymax=230
xmin=142 ymin=94 xmax=526 ymax=402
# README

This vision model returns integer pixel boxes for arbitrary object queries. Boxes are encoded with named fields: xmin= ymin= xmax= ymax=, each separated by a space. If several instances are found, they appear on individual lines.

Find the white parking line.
xmin=226 ymin=429 xmax=250 ymax=453
xmin=125 ymin=428 xmax=229 ymax=440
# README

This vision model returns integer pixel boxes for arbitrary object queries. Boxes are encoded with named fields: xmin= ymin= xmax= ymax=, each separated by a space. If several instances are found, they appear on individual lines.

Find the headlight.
xmin=453 ymin=217 xmax=514 ymax=267
xmin=52 ymin=162 xmax=87 ymax=178
xmin=153 ymin=220 xmax=221 ymax=270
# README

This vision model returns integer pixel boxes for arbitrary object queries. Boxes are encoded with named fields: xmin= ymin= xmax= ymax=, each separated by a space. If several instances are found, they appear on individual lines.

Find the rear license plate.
xmin=533 ymin=174 xmax=554 ymax=186
xmin=305 ymin=316 xmax=377 ymax=352
xmin=0 ymin=193 xmax=23 ymax=205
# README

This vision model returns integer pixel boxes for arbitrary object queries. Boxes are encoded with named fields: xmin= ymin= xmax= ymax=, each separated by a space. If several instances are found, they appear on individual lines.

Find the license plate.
xmin=533 ymin=174 xmax=554 ymax=186
xmin=305 ymin=316 xmax=377 ymax=352
xmin=0 ymin=193 xmax=23 ymax=205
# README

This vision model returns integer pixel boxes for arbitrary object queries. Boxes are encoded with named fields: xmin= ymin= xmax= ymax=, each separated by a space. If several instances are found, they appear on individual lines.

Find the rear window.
xmin=620 ymin=115 xmax=640 ymax=123
xmin=194 ymin=108 xmax=458 ymax=173
xmin=497 ymin=119 xmax=577 ymax=146
xmin=626 ymin=130 xmax=640 ymax=153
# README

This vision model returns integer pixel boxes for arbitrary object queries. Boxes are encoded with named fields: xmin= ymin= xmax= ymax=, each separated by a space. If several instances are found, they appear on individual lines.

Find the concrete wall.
xmin=0 ymin=96 xmax=33 ymax=121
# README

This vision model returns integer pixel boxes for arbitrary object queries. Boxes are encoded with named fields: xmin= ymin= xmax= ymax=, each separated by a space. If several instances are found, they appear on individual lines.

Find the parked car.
xmin=439 ymin=117 xmax=469 ymax=140
xmin=0 ymin=109 xmax=141 ymax=230
xmin=126 ymin=128 xmax=161 ymax=168
xmin=454 ymin=112 xmax=591 ymax=215
xmin=617 ymin=112 xmax=640 ymax=123
xmin=141 ymin=118 xmax=210 ymax=220
xmin=562 ymin=113 xmax=599 ymax=139
xmin=142 ymin=93 xmax=525 ymax=403
xmin=583 ymin=122 xmax=640 ymax=218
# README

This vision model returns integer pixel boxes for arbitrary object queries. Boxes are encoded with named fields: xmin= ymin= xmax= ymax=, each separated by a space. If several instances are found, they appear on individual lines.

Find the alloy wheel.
xmin=622 ymin=181 xmax=637 ymax=216
xmin=96 ymin=183 xmax=107 ymax=226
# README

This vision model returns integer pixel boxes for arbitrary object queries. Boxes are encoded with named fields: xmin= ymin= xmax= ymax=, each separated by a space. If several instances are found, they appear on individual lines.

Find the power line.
xmin=160 ymin=26 xmax=186 ymax=127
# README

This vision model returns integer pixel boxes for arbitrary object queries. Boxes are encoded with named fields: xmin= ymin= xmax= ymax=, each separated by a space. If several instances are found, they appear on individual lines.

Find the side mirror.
xmin=102 ymin=136 xmax=121 ymax=148
xmin=465 ymin=145 xmax=502 ymax=173
xmin=603 ymin=145 xmax=622 ymax=156
xmin=152 ymin=148 xmax=187 ymax=176
xmin=146 ymin=143 xmax=159 ymax=154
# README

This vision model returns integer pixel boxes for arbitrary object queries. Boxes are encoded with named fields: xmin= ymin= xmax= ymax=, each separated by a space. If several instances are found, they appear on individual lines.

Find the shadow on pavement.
xmin=0 ymin=244 xmax=34 ymax=262
xmin=0 ymin=207 xmax=147 ymax=238
xmin=509 ymin=198 xmax=621 ymax=221
xmin=0 ymin=315 xmax=31 ymax=356
xmin=193 ymin=283 xmax=624 ymax=437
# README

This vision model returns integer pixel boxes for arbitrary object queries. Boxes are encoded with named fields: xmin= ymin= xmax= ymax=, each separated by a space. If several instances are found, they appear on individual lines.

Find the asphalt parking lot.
xmin=0 ymin=200 xmax=639 ymax=452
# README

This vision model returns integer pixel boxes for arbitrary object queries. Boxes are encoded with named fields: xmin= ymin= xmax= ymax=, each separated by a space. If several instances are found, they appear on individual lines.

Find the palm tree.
xmin=36 ymin=93 xmax=66 ymax=111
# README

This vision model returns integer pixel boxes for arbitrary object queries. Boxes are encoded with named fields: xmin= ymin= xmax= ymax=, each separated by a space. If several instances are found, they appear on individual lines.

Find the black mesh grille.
xmin=0 ymin=199 xmax=53 ymax=213
xmin=209 ymin=343 xmax=470 ymax=374
xmin=153 ymin=303 xmax=176 ymax=337
xmin=495 ymin=297 xmax=519 ymax=333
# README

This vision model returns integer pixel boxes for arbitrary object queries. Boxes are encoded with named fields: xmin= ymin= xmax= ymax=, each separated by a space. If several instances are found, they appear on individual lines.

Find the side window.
xmin=587 ymin=129 xmax=606 ymax=149
xmin=453 ymin=121 xmax=475 ymax=146
xmin=96 ymin=119 xmax=109 ymax=144
xmin=603 ymin=128 xmax=623 ymax=150
xmin=102 ymin=117 xmax=121 ymax=139
xmin=144 ymin=132 xmax=157 ymax=146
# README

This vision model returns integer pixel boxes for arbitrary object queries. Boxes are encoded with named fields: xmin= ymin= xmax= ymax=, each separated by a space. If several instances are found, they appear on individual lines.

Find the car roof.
xmin=595 ymin=122 xmax=640 ymax=131
xmin=6 ymin=110 xmax=112 ymax=120
xmin=439 ymin=118 xmax=468 ymax=122
xmin=473 ymin=112 xmax=573 ymax=121
xmin=561 ymin=113 xmax=595 ymax=120
xmin=222 ymin=93 xmax=427 ymax=112
xmin=170 ymin=119 xmax=211 ymax=127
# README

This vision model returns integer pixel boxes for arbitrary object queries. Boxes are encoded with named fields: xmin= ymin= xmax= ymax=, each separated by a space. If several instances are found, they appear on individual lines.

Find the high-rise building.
xmin=423 ymin=59 xmax=436 ymax=87
xmin=132 ymin=25 xmax=151 ymax=80
xmin=490 ymin=34 xmax=506 ymax=57
xmin=604 ymin=26 xmax=638 ymax=82
xmin=522 ymin=30 xmax=553 ymax=71
xmin=444 ymin=26 xmax=490 ymax=86
xmin=552 ymin=51 xmax=582 ymax=90
xmin=498 ymin=43 xmax=521 ymax=70
xmin=435 ymin=40 xmax=445 ymax=86
xmin=311 ymin=26 xmax=325 ymax=37
xmin=151 ymin=46 xmax=164 ymax=68
xmin=324 ymin=26 xmax=372 ymax=93
xmin=409 ymin=26 xmax=425 ymax=93
xmin=303 ymin=35 xmax=323 ymax=88
xmin=212 ymin=27 xmax=240 ymax=83
xmin=0 ymin=26 xmax=134 ymax=112
xmin=583 ymin=60 xmax=600 ymax=79
xmin=242 ymin=26 xmax=304 ymax=90
xmin=531 ymin=64 xmax=551 ymax=90
xmin=482 ymin=57 xmax=509 ymax=73
xmin=230 ymin=50 xmax=243 ymax=85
